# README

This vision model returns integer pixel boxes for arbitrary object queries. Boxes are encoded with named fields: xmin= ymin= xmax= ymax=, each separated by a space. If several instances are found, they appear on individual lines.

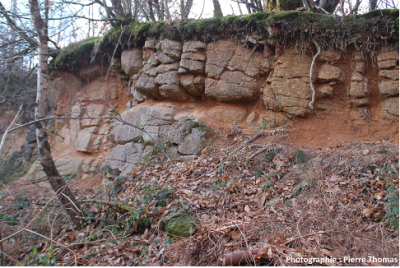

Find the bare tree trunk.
xmin=212 ymin=0 xmax=223 ymax=18
xmin=369 ymin=0 xmax=378 ymax=11
xmin=29 ymin=0 xmax=82 ymax=228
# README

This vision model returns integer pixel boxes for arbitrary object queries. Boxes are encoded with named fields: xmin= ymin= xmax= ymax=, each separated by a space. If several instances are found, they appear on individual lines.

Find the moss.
xmin=359 ymin=8 xmax=399 ymax=19
xmin=163 ymin=213 xmax=196 ymax=237
xmin=220 ymin=15 xmax=239 ymax=24
xmin=127 ymin=22 xmax=151 ymax=35
xmin=53 ymin=37 xmax=100 ymax=68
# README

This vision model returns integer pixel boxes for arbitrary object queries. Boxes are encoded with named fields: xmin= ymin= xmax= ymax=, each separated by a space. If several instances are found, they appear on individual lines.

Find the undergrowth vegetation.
xmin=0 ymin=130 xmax=398 ymax=265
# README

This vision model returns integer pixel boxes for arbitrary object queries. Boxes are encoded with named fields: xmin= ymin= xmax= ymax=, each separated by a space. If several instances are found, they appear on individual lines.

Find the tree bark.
xmin=28 ymin=0 xmax=82 ymax=228
xmin=212 ymin=0 xmax=223 ymax=18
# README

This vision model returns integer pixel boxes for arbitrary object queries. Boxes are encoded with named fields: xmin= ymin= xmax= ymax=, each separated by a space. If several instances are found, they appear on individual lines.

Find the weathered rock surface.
xmin=180 ymin=75 xmax=205 ymax=96
xmin=155 ymin=71 xmax=194 ymax=102
xmin=81 ymin=104 xmax=105 ymax=127
xmin=206 ymin=41 xmax=237 ymax=79
xmin=379 ymin=80 xmax=399 ymax=97
xmin=75 ymin=128 xmax=96 ymax=152
xmin=206 ymin=106 xmax=247 ymax=124
xmin=160 ymin=39 xmax=182 ymax=60
xmin=205 ymin=71 xmax=258 ymax=102
xmin=227 ymin=47 xmax=271 ymax=77
xmin=104 ymin=142 xmax=144 ymax=177
xmin=113 ymin=104 xmax=177 ymax=145
xmin=317 ymin=64 xmax=344 ymax=83
xmin=381 ymin=97 xmax=399 ymax=120
xmin=121 ymin=48 xmax=143 ymax=76
xmin=264 ymin=53 xmax=313 ymax=116
xmin=135 ymin=73 xmax=162 ymax=99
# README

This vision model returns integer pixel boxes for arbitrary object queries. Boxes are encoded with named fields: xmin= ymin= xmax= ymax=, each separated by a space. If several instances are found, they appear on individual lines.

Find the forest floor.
xmin=0 ymin=128 xmax=399 ymax=266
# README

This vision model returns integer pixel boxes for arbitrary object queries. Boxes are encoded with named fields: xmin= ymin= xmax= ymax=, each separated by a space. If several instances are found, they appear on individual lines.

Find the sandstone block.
xmin=178 ymin=132 xmax=202 ymax=155
xmin=205 ymin=71 xmax=258 ymax=102
xmin=317 ymin=64 xmax=345 ymax=83
xmin=379 ymin=80 xmax=399 ymax=97
xmin=159 ymin=84 xmax=194 ymax=102
xmin=183 ymin=41 xmax=206 ymax=52
xmin=379 ymin=70 xmax=399 ymax=80
xmin=206 ymin=40 xmax=236 ymax=79
xmin=274 ymin=54 xmax=312 ymax=79
xmin=377 ymin=51 xmax=399 ymax=62
xmin=75 ymin=129 xmax=96 ymax=152
xmin=271 ymin=79 xmax=312 ymax=99
xmin=81 ymin=104 xmax=105 ymax=127
xmin=161 ymin=39 xmax=182 ymax=60
xmin=179 ymin=59 xmax=205 ymax=74
xmin=121 ymin=48 xmax=143 ymax=76
xmin=154 ymin=52 xmax=175 ymax=64
xmin=181 ymin=52 xmax=206 ymax=61
xmin=135 ymin=73 xmax=162 ymax=99
xmin=180 ymin=75 xmax=205 ymax=96
xmin=378 ymin=60 xmax=398 ymax=70
xmin=105 ymin=142 xmax=144 ymax=177
xmin=381 ymin=97 xmax=399 ymax=120
xmin=263 ymin=110 xmax=287 ymax=127
xmin=157 ymin=63 xmax=179 ymax=74
xmin=144 ymin=38 xmax=158 ymax=49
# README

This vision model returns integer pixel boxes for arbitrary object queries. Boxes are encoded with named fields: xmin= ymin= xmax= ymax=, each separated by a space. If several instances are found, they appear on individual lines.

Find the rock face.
xmin=263 ymin=52 xmax=313 ymax=116
xmin=121 ymin=48 xmax=143 ymax=76
xmin=104 ymin=142 xmax=144 ymax=177
xmin=381 ymin=97 xmax=399 ymax=120
xmin=205 ymin=71 xmax=259 ymax=102
xmin=206 ymin=40 xmax=237 ymax=79
xmin=113 ymin=104 xmax=177 ymax=145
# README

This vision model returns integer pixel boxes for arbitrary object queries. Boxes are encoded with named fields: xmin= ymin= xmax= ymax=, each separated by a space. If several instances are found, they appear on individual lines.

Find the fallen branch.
xmin=220 ymin=248 xmax=259 ymax=266
xmin=78 ymin=200 xmax=136 ymax=212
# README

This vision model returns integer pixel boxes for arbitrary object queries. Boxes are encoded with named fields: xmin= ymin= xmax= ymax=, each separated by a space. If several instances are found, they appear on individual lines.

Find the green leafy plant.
xmin=384 ymin=183 xmax=399 ymax=230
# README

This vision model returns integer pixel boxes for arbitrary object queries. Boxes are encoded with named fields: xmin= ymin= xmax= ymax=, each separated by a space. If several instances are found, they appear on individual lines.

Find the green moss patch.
xmin=163 ymin=213 xmax=196 ymax=237
xmin=52 ymin=37 xmax=100 ymax=70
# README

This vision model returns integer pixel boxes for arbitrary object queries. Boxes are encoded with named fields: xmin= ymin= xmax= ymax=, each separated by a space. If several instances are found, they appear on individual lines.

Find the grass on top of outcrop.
xmin=50 ymin=9 xmax=399 ymax=72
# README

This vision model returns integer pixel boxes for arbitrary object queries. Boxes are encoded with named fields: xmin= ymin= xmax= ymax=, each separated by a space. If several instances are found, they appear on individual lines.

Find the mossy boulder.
xmin=163 ymin=213 xmax=196 ymax=237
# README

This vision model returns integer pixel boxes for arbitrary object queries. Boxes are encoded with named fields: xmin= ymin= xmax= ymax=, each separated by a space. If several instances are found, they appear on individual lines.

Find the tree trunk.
xmin=266 ymin=0 xmax=303 ymax=12
xmin=212 ymin=0 xmax=223 ymax=18
xmin=29 ymin=0 xmax=82 ymax=228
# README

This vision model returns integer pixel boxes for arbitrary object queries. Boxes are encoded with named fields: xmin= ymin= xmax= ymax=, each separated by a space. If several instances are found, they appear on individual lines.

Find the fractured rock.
xmin=317 ymin=64 xmax=344 ymax=83
xmin=121 ymin=48 xmax=143 ymax=76
xmin=206 ymin=40 xmax=237 ymax=79
xmin=381 ymin=97 xmax=399 ymax=120
xmin=180 ymin=75 xmax=205 ymax=96
xmin=104 ymin=142 xmax=144 ymax=177
xmin=205 ymin=71 xmax=258 ymax=102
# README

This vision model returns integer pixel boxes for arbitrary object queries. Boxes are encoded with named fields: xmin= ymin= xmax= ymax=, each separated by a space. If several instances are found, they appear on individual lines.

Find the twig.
xmin=246 ymin=147 xmax=269 ymax=161
xmin=308 ymin=40 xmax=321 ymax=110
xmin=283 ymin=230 xmax=335 ymax=245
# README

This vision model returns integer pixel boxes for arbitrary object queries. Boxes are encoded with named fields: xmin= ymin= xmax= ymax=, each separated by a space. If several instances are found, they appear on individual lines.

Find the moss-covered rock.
xmin=163 ymin=213 xmax=196 ymax=237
